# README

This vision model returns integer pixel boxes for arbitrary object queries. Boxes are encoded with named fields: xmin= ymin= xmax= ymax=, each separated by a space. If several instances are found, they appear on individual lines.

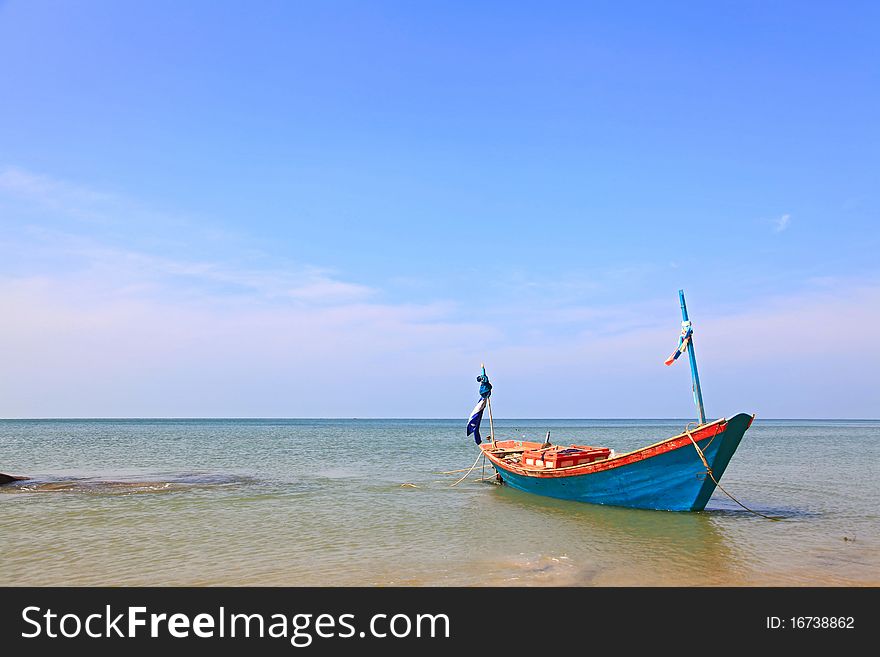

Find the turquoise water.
xmin=1 ymin=418 xmax=878 ymax=586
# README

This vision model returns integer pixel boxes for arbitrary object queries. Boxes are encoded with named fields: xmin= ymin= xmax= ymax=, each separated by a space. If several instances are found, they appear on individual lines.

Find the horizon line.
xmin=1 ymin=416 xmax=878 ymax=422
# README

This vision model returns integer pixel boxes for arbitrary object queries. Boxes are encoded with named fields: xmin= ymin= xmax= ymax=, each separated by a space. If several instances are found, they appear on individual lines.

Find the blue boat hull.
xmin=489 ymin=413 xmax=753 ymax=511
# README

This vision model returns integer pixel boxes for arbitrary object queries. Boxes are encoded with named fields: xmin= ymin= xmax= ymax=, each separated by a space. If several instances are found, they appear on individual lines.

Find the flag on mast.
xmin=467 ymin=398 xmax=486 ymax=444
xmin=466 ymin=366 xmax=493 ymax=444
xmin=664 ymin=320 xmax=693 ymax=366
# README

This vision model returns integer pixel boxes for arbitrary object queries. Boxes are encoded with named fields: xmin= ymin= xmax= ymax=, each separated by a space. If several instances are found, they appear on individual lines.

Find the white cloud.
xmin=773 ymin=213 xmax=791 ymax=233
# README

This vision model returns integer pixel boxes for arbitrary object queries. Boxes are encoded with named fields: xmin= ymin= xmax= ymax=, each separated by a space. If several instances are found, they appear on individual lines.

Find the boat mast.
xmin=678 ymin=290 xmax=706 ymax=425
xmin=481 ymin=363 xmax=496 ymax=444
xmin=487 ymin=397 xmax=496 ymax=444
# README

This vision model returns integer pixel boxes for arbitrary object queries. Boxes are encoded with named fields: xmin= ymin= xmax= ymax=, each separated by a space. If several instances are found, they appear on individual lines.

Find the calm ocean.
xmin=2 ymin=418 xmax=878 ymax=586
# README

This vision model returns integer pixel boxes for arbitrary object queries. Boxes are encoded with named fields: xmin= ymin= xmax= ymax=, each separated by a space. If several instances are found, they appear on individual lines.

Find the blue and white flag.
xmin=665 ymin=320 xmax=693 ymax=366
xmin=467 ymin=398 xmax=487 ymax=444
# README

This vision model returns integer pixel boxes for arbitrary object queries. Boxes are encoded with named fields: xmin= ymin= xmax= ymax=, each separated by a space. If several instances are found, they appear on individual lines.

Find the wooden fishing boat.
xmin=480 ymin=414 xmax=753 ymax=511
xmin=468 ymin=290 xmax=754 ymax=512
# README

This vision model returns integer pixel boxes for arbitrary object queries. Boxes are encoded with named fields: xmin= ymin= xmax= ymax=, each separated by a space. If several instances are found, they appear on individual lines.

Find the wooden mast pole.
xmin=481 ymin=363 xmax=495 ymax=444
xmin=678 ymin=289 xmax=706 ymax=425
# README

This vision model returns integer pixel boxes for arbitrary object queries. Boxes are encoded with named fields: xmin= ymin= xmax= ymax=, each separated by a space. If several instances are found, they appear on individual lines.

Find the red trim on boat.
xmin=481 ymin=419 xmax=728 ymax=479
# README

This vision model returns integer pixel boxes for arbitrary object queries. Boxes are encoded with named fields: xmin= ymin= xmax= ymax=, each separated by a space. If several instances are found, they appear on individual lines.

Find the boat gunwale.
xmin=480 ymin=416 xmax=729 ymax=478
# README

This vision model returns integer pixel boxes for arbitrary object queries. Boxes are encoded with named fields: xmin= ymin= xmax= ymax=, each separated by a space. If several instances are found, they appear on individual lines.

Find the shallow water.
xmin=1 ymin=418 xmax=878 ymax=586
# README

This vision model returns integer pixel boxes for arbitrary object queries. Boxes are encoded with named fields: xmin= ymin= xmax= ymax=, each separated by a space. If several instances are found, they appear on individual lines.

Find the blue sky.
xmin=1 ymin=1 xmax=877 ymax=418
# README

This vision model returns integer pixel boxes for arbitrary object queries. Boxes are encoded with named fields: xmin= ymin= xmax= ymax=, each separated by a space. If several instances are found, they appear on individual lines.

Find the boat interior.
xmin=483 ymin=439 xmax=613 ymax=471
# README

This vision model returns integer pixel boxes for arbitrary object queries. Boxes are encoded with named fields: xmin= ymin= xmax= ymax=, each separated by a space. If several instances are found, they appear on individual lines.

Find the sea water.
xmin=1 ymin=418 xmax=878 ymax=586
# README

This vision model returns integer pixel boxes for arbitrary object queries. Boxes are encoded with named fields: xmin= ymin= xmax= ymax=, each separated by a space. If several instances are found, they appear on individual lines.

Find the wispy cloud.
xmin=5 ymin=227 xmax=375 ymax=306
xmin=1 ymin=166 xmax=375 ymax=305
xmin=0 ymin=166 xmax=119 ymax=223
xmin=89 ymin=244 xmax=375 ymax=304
xmin=0 ymin=165 xmax=235 ymax=250
xmin=773 ymin=213 xmax=791 ymax=233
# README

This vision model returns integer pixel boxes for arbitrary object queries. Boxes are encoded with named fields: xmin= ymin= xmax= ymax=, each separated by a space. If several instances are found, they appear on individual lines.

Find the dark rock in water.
xmin=0 ymin=473 xmax=249 ymax=494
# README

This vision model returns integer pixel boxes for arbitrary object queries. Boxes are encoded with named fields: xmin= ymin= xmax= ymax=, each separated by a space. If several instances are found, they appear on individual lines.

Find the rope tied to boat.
xmin=684 ymin=422 xmax=781 ymax=521
xmin=449 ymin=450 xmax=486 ymax=487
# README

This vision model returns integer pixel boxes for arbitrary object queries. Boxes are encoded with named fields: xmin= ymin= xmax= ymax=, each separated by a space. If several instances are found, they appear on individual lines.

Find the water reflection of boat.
xmin=487 ymin=487 xmax=743 ymax=585
xmin=483 ymin=486 xmax=755 ymax=586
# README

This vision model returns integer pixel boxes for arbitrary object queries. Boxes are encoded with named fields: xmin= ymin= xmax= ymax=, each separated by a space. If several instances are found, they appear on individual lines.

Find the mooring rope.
xmin=436 ymin=467 xmax=480 ymax=475
xmin=684 ymin=422 xmax=781 ymax=521
xmin=450 ymin=451 xmax=485 ymax=487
